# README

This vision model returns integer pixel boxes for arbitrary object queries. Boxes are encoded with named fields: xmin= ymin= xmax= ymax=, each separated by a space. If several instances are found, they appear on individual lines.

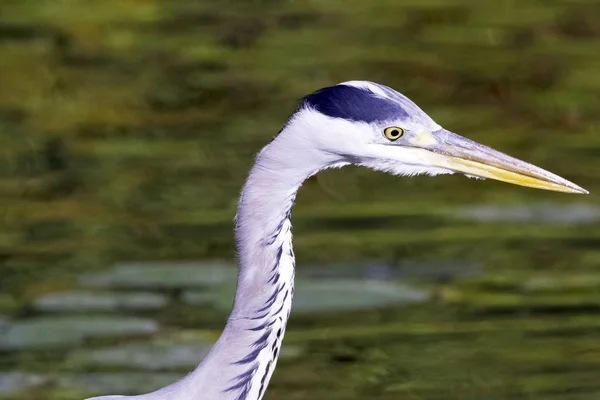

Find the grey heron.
xmin=87 ymin=81 xmax=587 ymax=400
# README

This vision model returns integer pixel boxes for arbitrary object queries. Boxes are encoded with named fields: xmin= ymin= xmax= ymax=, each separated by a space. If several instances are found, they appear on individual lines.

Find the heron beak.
xmin=424 ymin=129 xmax=588 ymax=194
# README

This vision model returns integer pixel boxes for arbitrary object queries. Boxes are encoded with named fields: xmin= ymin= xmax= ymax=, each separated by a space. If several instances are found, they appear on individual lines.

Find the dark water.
xmin=1 ymin=1 xmax=599 ymax=399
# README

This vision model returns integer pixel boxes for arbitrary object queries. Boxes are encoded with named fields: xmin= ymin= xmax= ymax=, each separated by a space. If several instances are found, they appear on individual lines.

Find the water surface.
xmin=0 ymin=0 xmax=599 ymax=399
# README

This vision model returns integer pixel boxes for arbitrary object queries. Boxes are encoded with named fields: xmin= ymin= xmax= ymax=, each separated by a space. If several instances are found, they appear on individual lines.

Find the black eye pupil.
xmin=385 ymin=127 xmax=403 ymax=140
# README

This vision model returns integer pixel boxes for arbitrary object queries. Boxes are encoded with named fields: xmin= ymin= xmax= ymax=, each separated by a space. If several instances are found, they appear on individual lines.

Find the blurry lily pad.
xmin=299 ymin=260 xmax=394 ymax=280
xmin=181 ymin=291 xmax=215 ymax=306
xmin=69 ymin=338 xmax=212 ymax=371
xmin=185 ymin=279 xmax=429 ymax=313
xmin=456 ymin=203 xmax=599 ymax=224
xmin=69 ymin=335 xmax=301 ymax=372
xmin=291 ymin=280 xmax=429 ymax=312
xmin=79 ymin=261 xmax=237 ymax=290
xmin=0 ymin=316 xmax=158 ymax=350
xmin=58 ymin=373 xmax=182 ymax=397
xmin=301 ymin=260 xmax=479 ymax=283
xmin=0 ymin=372 xmax=47 ymax=395
xmin=0 ymin=315 xmax=10 ymax=330
xmin=32 ymin=291 xmax=167 ymax=312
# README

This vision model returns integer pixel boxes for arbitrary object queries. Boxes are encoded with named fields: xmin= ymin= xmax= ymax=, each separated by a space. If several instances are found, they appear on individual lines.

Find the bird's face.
xmin=298 ymin=81 xmax=587 ymax=194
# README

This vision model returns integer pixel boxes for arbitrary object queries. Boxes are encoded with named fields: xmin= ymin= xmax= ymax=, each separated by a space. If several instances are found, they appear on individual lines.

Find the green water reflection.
xmin=0 ymin=0 xmax=599 ymax=399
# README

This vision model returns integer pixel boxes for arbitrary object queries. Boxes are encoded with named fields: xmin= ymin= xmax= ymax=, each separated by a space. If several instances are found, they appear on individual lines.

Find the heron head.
xmin=287 ymin=80 xmax=587 ymax=194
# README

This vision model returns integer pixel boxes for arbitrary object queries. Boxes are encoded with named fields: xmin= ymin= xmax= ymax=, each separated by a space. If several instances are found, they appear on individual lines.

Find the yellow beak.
xmin=425 ymin=129 xmax=588 ymax=194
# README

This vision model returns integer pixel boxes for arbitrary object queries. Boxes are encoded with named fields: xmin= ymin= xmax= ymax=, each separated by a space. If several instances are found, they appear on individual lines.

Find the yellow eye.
xmin=384 ymin=127 xmax=404 ymax=141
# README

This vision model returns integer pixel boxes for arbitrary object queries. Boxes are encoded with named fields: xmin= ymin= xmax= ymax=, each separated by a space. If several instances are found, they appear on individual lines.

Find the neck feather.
xmin=151 ymin=134 xmax=335 ymax=400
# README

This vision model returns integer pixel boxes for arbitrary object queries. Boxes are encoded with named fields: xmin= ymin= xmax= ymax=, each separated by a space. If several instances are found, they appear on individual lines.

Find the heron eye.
xmin=384 ymin=127 xmax=404 ymax=141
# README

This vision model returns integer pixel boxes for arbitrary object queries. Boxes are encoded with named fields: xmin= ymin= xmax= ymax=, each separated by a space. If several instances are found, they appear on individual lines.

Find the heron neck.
xmin=167 ymin=140 xmax=329 ymax=400
xmin=216 ymin=143 xmax=317 ymax=399
xmin=232 ymin=152 xmax=311 ymax=318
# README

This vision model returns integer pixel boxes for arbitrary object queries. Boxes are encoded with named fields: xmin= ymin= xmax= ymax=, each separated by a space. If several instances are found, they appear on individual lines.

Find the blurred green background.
xmin=0 ymin=0 xmax=599 ymax=399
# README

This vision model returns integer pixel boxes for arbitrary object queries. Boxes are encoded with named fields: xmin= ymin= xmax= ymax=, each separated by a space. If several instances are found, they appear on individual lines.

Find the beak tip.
xmin=564 ymin=181 xmax=588 ymax=194
xmin=566 ymin=185 xmax=588 ymax=195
